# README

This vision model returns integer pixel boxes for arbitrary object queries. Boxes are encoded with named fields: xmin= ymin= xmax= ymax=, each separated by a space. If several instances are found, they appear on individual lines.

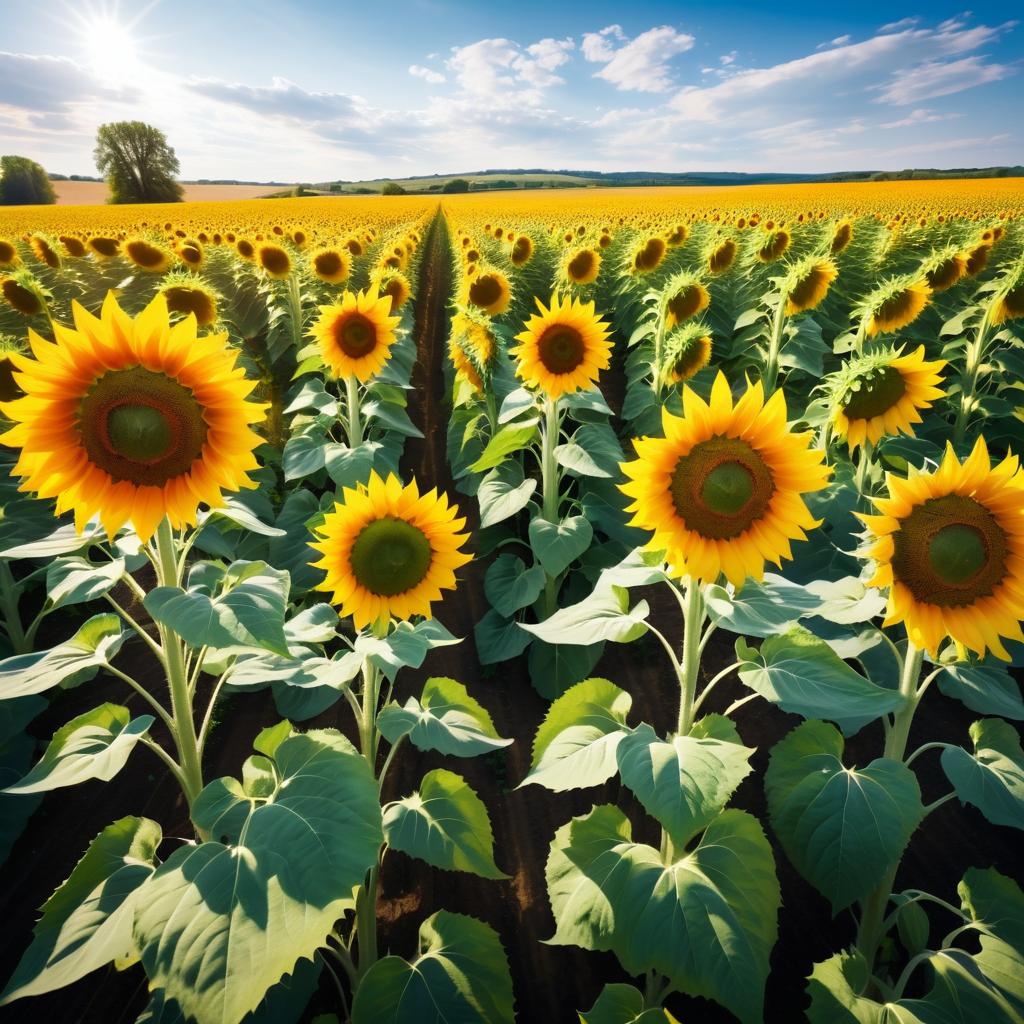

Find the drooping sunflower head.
xmin=667 ymin=224 xmax=689 ymax=247
xmin=311 ymin=472 xmax=471 ymax=631
xmin=257 ymin=243 xmax=291 ymax=279
xmin=0 ymin=332 xmax=26 ymax=403
xmin=831 ymin=220 xmax=854 ymax=254
xmin=1 ymin=272 xmax=45 ymax=317
xmin=0 ymin=239 xmax=19 ymax=270
xmin=235 ymin=238 xmax=255 ymax=260
xmin=124 ymin=237 xmax=173 ymax=274
xmin=829 ymin=345 xmax=946 ymax=450
xmin=632 ymin=237 xmax=667 ymax=274
xmin=620 ymin=373 xmax=831 ymax=585
xmin=564 ymin=247 xmax=601 ymax=286
xmin=309 ymin=289 xmax=401 ymax=383
xmin=707 ymin=238 xmax=737 ymax=274
xmin=660 ymin=322 xmax=712 ymax=386
xmin=663 ymin=273 xmax=711 ymax=329
xmin=783 ymin=256 xmax=838 ymax=315
xmin=510 ymin=235 xmax=534 ymax=267
xmin=0 ymin=292 xmax=266 ymax=541
xmin=450 ymin=309 xmax=496 ymax=393
xmin=963 ymin=242 xmax=990 ymax=278
xmin=758 ymin=228 xmax=790 ymax=263
xmin=88 ymin=236 xmax=120 ymax=261
xmin=922 ymin=245 xmax=967 ymax=293
xmin=377 ymin=271 xmax=412 ymax=313
xmin=159 ymin=272 xmax=220 ymax=328
xmin=860 ymin=437 xmax=1024 ymax=659
xmin=509 ymin=293 xmax=612 ymax=399
xmin=176 ymin=240 xmax=204 ymax=270
xmin=310 ymin=247 xmax=350 ymax=284
xmin=465 ymin=269 xmax=512 ymax=316
xmin=29 ymin=235 xmax=61 ymax=270
xmin=865 ymin=276 xmax=932 ymax=337
xmin=992 ymin=264 xmax=1024 ymax=326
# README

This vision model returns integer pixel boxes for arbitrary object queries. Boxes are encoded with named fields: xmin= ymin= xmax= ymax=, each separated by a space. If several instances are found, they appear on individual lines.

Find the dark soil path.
xmin=0 ymin=208 xmax=1020 ymax=1024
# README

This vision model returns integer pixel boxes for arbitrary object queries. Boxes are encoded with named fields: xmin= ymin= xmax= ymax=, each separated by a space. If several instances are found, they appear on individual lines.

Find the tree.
xmin=94 ymin=121 xmax=184 ymax=204
xmin=380 ymin=182 xmax=407 ymax=195
xmin=441 ymin=178 xmax=470 ymax=194
xmin=0 ymin=156 xmax=57 ymax=205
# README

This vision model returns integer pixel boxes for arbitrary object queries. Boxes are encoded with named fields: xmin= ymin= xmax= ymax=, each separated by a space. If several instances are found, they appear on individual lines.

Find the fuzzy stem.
xmin=953 ymin=303 xmax=994 ymax=447
xmin=762 ymin=294 xmax=788 ymax=394
xmin=355 ymin=651 xmax=381 ymax=977
xmin=345 ymin=375 xmax=363 ymax=448
xmin=540 ymin=396 xmax=562 ymax=615
xmin=676 ymin=580 xmax=705 ymax=737
xmin=0 ymin=561 xmax=27 ymax=654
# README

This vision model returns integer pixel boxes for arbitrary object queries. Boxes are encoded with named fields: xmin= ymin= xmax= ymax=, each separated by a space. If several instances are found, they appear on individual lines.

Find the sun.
xmin=68 ymin=2 xmax=149 ymax=85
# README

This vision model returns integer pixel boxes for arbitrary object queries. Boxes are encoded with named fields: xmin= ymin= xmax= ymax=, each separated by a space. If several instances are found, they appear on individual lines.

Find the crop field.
xmin=49 ymin=181 xmax=293 ymax=206
xmin=0 ymin=178 xmax=1022 ymax=1024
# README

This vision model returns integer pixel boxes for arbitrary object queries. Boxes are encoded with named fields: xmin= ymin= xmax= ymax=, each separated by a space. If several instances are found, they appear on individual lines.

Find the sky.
xmin=0 ymin=0 xmax=1021 ymax=181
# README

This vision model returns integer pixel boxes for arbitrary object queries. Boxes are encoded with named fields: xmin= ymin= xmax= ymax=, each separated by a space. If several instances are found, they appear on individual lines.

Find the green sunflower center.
xmin=350 ymin=517 xmax=432 ymax=596
xmin=670 ymin=436 xmax=775 ymax=539
xmin=841 ymin=365 xmax=906 ymax=421
xmin=891 ymin=494 xmax=1008 ymax=607
xmin=537 ymin=324 xmax=585 ymax=375
xmin=79 ymin=367 xmax=207 ymax=485
xmin=335 ymin=313 xmax=377 ymax=358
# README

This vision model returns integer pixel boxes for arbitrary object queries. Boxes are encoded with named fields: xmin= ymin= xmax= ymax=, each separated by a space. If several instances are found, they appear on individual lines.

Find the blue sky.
xmin=1 ymin=0 xmax=1021 ymax=180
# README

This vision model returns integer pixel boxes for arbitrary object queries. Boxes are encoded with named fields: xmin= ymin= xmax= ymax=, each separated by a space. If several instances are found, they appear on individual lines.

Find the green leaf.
xmin=359 ymin=618 xmax=459 ymax=680
xmin=805 ymin=576 xmax=887 ymax=625
xmin=145 ymin=561 xmax=290 ymax=657
xmin=546 ymin=805 xmax=779 ymax=1024
xmin=201 ymin=499 xmax=287 ymax=538
xmin=3 ymin=703 xmax=153 ymax=794
xmin=0 ymin=816 xmax=160 ymax=1004
xmin=704 ymin=573 xmax=823 ymax=638
xmin=959 ymin=867 xmax=1024 ymax=1013
xmin=477 ymin=464 xmax=537 ymax=528
xmin=529 ymin=516 xmax=594 ymax=577
xmin=939 ymin=664 xmax=1024 ymax=721
xmin=469 ymin=421 xmax=538 ymax=473
xmin=282 ymin=431 xmax=327 ymax=480
xmin=738 ymin=626 xmax=904 ymax=734
xmin=522 ymin=585 xmax=648 ymax=647
xmin=942 ymin=718 xmax=1024 ymax=830
xmin=351 ymin=910 xmax=513 ymax=1024
xmin=0 ymin=614 xmax=126 ymax=698
xmin=521 ymin=678 xmax=632 ymax=792
xmin=485 ymin=554 xmax=546 ymax=618
xmin=805 ymin=950 xmax=889 ymax=1024
xmin=46 ymin=556 xmax=125 ymax=610
xmin=528 ymin=637 xmax=605 ymax=701
xmin=0 ymin=521 xmax=105 ymax=559
xmin=580 ymin=983 xmax=679 ymax=1024
xmin=134 ymin=728 xmax=382 ymax=1024
xmin=474 ymin=609 xmax=533 ymax=664
xmin=376 ymin=677 xmax=512 ymax=757
xmin=555 ymin=442 xmax=611 ymax=478
xmin=765 ymin=719 xmax=924 ymax=912
xmin=617 ymin=717 xmax=754 ymax=848
xmin=324 ymin=442 xmax=378 ymax=489
xmin=384 ymin=768 xmax=507 ymax=879
xmin=284 ymin=604 xmax=339 ymax=645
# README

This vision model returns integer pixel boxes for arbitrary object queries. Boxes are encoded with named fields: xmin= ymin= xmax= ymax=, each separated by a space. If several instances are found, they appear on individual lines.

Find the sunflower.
xmin=963 ymin=243 xmax=990 ymax=278
xmin=60 ymin=236 xmax=87 ymax=259
xmin=708 ymin=238 xmax=737 ymax=274
xmin=511 ymin=235 xmax=533 ymax=267
xmin=124 ymin=238 xmax=173 ymax=274
xmin=632 ymin=237 xmax=667 ymax=274
xmin=865 ymin=277 xmax=931 ymax=337
xmin=450 ymin=310 xmax=495 ymax=392
xmin=620 ymin=373 xmax=830 ymax=585
xmin=88 ymin=237 xmax=120 ymax=261
xmin=311 ymin=472 xmax=471 ymax=630
xmin=922 ymin=246 xmax=967 ymax=293
xmin=667 ymin=224 xmax=688 ymax=247
xmin=992 ymin=267 xmax=1024 ymax=326
xmin=860 ymin=437 xmax=1024 ymax=659
xmin=831 ymin=221 xmax=853 ymax=254
xmin=565 ymin=247 xmax=601 ymax=285
xmin=177 ymin=241 xmax=204 ymax=270
xmin=510 ymin=293 xmax=612 ymax=399
xmin=1 ymin=274 xmax=45 ymax=317
xmin=661 ymin=322 xmax=712 ymax=386
xmin=664 ymin=275 xmax=710 ymax=329
xmin=758 ymin=229 xmax=790 ymax=263
xmin=236 ymin=238 xmax=255 ymax=260
xmin=783 ymin=257 xmax=838 ymax=315
xmin=0 ymin=293 xmax=265 ymax=542
xmin=378 ymin=271 xmax=412 ymax=313
xmin=829 ymin=346 xmax=945 ymax=449
xmin=310 ymin=247 xmax=349 ymax=284
xmin=257 ymin=243 xmax=291 ymax=279
xmin=160 ymin=274 xmax=219 ymax=327
xmin=29 ymin=235 xmax=60 ymax=269
xmin=309 ymin=289 xmax=401 ymax=383
xmin=466 ymin=269 xmax=511 ymax=316
xmin=0 ymin=240 xmax=19 ymax=270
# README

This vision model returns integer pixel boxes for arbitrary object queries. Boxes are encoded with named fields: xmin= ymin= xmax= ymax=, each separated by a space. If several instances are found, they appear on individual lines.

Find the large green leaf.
xmin=528 ymin=637 xmax=605 ymax=701
xmin=616 ymin=716 xmax=754 ymax=848
xmin=134 ymin=727 xmax=382 ymax=1024
xmin=529 ymin=516 xmax=594 ymax=577
xmin=351 ymin=910 xmax=513 ymax=1024
xmin=765 ymin=719 xmax=924 ymax=912
xmin=469 ymin=421 xmax=539 ymax=472
xmin=522 ymin=585 xmax=649 ymax=647
xmin=942 ymin=719 xmax=1024 ymax=830
xmin=145 ymin=561 xmax=290 ymax=657
xmin=0 ymin=816 xmax=160 ymax=1004
xmin=46 ymin=556 xmax=125 ymax=610
xmin=959 ymin=867 xmax=1024 ymax=1013
xmin=704 ymin=574 xmax=823 ymax=638
xmin=737 ymin=626 xmax=904 ymax=734
xmin=484 ymin=554 xmax=546 ymax=618
xmin=376 ymin=677 xmax=511 ymax=756
xmin=938 ymin=664 xmax=1024 ymax=721
xmin=477 ymin=464 xmax=536 ymax=529
xmin=3 ymin=703 xmax=152 ymax=794
xmin=384 ymin=768 xmax=506 ymax=879
xmin=580 ymin=983 xmax=680 ymax=1023
xmin=546 ymin=805 xmax=779 ymax=1024
xmin=520 ymin=678 xmax=632 ymax=792
xmin=0 ymin=613 xmax=126 ymax=698
xmin=474 ymin=609 xmax=533 ymax=664
xmin=358 ymin=619 xmax=459 ymax=680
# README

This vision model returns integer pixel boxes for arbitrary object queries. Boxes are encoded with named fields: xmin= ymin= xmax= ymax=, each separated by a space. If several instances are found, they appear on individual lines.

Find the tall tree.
xmin=94 ymin=121 xmax=184 ymax=204
xmin=0 ymin=156 xmax=57 ymax=205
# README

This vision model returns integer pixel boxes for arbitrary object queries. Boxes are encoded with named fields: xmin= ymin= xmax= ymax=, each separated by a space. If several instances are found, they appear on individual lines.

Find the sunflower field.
xmin=0 ymin=177 xmax=1022 ymax=1024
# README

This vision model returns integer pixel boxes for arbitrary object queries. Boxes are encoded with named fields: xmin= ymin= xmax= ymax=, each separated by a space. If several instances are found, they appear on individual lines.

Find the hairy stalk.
xmin=0 ymin=561 xmax=27 ymax=654
xmin=345 ymin=374 xmax=363 ymax=448
xmin=540 ymin=396 xmax=562 ymax=615
xmin=651 ymin=293 xmax=669 ymax=400
xmin=676 ymin=581 xmax=705 ymax=737
xmin=286 ymin=273 xmax=304 ymax=349
xmin=355 ymin=652 xmax=381 ymax=977
xmin=762 ymin=293 xmax=788 ymax=394
xmin=953 ymin=303 xmax=993 ymax=447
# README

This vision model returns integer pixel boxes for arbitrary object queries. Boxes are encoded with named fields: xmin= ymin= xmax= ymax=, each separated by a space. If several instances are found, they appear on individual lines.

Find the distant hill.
xmin=310 ymin=166 xmax=1024 ymax=195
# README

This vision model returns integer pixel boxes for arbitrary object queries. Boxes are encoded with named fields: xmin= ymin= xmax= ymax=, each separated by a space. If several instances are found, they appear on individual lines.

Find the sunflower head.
xmin=0 ymin=292 xmax=266 ymax=541
xmin=88 ymin=237 xmax=120 ymax=261
xmin=0 ymin=239 xmax=19 ymax=270
xmin=309 ymin=289 xmax=401 ymax=383
xmin=511 ymin=235 xmax=533 ymax=267
xmin=829 ymin=346 xmax=945 ymax=449
xmin=865 ymin=277 xmax=931 ymax=337
xmin=707 ymin=238 xmax=737 ymax=274
xmin=661 ymin=322 xmax=712 ymax=386
xmin=620 ymin=373 xmax=831 ymax=585
xmin=831 ymin=220 xmax=853 ymax=254
xmin=922 ymin=246 xmax=967 ymax=293
xmin=758 ymin=229 xmax=790 ymax=263
xmin=662 ymin=272 xmax=711 ymax=329
xmin=377 ymin=271 xmax=412 ymax=313
xmin=450 ymin=309 xmax=496 ymax=393
xmin=0 ymin=332 xmax=26 ymax=402
xmin=257 ymin=243 xmax=291 ymax=279
xmin=29 ymin=235 xmax=61 ymax=270
xmin=565 ymin=247 xmax=601 ymax=286
xmin=963 ymin=243 xmax=990 ymax=278
xmin=311 ymin=472 xmax=471 ymax=631
xmin=177 ymin=241 xmax=204 ymax=270
xmin=124 ymin=237 xmax=173 ymax=274
xmin=860 ymin=437 xmax=1024 ymax=659
xmin=310 ymin=247 xmax=349 ymax=284
xmin=466 ymin=269 xmax=511 ymax=316
xmin=236 ymin=238 xmax=255 ymax=260
xmin=510 ymin=293 xmax=612 ymax=399
xmin=58 ymin=235 xmax=84 ymax=259
xmin=667 ymin=224 xmax=689 ymax=247
xmin=992 ymin=265 xmax=1024 ymax=326
xmin=1 ymin=272 xmax=45 ymax=317
xmin=632 ymin=237 xmax=667 ymax=274
xmin=783 ymin=256 xmax=838 ymax=315
xmin=159 ymin=272 xmax=220 ymax=327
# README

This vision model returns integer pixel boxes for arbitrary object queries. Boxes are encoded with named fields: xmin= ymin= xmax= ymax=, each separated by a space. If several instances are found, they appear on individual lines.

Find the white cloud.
xmin=879 ymin=107 xmax=954 ymax=128
xmin=409 ymin=64 xmax=445 ymax=84
xmin=817 ymin=35 xmax=852 ymax=49
xmin=445 ymin=36 xmax=574 ymax=105
xmin=582 ymin=25 xmax=696 ymax=92
xmin=880 ymin=17 xmax=921 ymax=33
xmin=875 ymin=55 xmax=1015 ymax=104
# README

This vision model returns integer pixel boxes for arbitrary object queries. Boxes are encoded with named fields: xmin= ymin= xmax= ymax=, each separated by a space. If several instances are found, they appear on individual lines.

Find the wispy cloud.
xmin=581 ymin=24 xmax=695 ymax=92
xmin=409 ymin=64 xmax=445 ymax=84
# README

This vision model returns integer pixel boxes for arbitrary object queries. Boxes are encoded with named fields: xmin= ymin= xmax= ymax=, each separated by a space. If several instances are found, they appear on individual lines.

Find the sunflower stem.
xmin=540 ymin=396 xmax=562 ymax=615
xmin=675 ymin=580 xmax=705 ymax=737
xmin=355 ymin=646 xmax=381 ymax=978
xmin=854 ymin=440 xmax=874 ymax=505
xmin=345 ymin=374 xmax=363 ymax=448
xmin=763 ymin=292 xmax=788 ymax=394
xmin=0 ymin=561 xmax=28 ymax=654
xmin=652 ymin=293 xmax=669 ymax=400
xmin=855 ymin=640 xmax=925 ymax=982
xmin=953 ymin=303 xmax=993 ymax=448
xmin=286 ymin=272 xmax=304 ymax=350
xmin=154 ymin=517 xmax=208 ymax=837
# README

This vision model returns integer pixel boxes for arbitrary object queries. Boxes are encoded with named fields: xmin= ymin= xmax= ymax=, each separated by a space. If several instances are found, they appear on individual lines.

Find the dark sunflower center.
xmin=537 ymin=325 xmax=585 ymax=374
xmin=79 ymin=367 xmax=207 ymax=485
xmin=891 ymin=494 xmax=1008 ymax=607
xmin=842 ymin=366 xmax=906 ymax=420
xmin=670 ymin=436 xmax=775 ymax=539
xmin=335 ymin=313 xmax=377 ymax=358
xmin=875 ymin=291 xmax=913 ymax=325
xmin=667 ymin=286 xmax=703 ymax=323
xmin=315 ymin=252 xmax=343 ymax=276
xmin=568 ymin=251 xmax=594 ymax=280
xmin=349 ymin=517 xmax=432 ymax=596
xmin=469 ymin=275 xmax=502 ymax=308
